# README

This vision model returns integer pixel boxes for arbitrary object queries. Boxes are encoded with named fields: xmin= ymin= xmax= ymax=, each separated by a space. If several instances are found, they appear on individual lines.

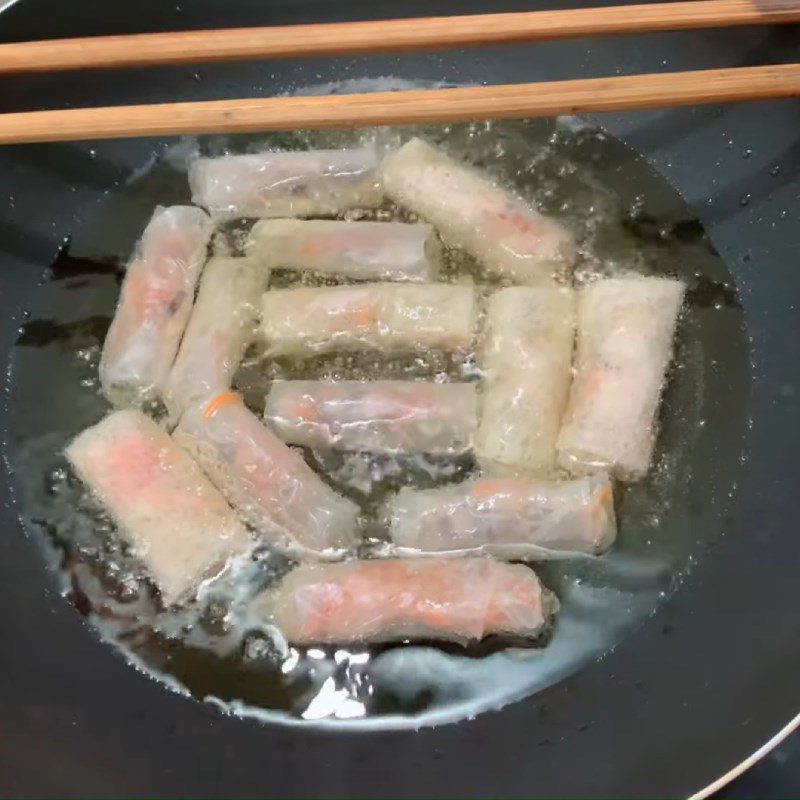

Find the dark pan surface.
xmin=0 ymin=1 xmax=799 ymax=796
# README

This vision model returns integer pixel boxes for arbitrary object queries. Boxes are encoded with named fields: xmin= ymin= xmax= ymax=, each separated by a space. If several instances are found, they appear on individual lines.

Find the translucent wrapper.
xmin=65 ymin=410 xmax=249 ymax=606
xmin=188 ymin=147 xmax=382 ymax=219
xmin=173 ymin=394 xmax=359 ymax=555
xmin=264 ymin=380 xmax=478 ymax=454
xmin=381 ymin=138 xmax=576 ymax=285
xmin=386 ymin=472 xmax=615 ymax=559
xmin=248 ymin=219 xmax=439 ymax=282
xmin=261 ymin=282 xmax=476 ymax=358
xmin=267 ymin=558 xmax=556 ymax=645
xmin=476 ymin=287 xmax=576 ymax=475
xmin=556 ymin=277 xmax=686 ymax=481
xmin=164 ymin=256 xmax=267 ymax=422
xmin=99 ymin=206 xmax=214 ymax=406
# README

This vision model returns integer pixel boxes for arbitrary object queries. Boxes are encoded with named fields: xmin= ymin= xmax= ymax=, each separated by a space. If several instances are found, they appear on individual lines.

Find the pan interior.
xmin=4 ymin=114 xmax=749 ymax=728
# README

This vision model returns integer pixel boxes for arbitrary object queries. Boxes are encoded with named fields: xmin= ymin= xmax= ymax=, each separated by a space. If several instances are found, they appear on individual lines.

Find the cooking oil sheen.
xmin=5 ymin=116 xmax=748 ymax=727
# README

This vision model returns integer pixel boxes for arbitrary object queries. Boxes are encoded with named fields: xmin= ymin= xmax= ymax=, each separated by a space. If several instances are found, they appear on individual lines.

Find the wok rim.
xmin=690 ymin=710 xmax=800 ymax=799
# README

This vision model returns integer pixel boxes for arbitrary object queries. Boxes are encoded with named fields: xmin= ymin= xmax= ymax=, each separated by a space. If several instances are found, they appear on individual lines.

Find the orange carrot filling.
xmin=471 ymin=479 xmax=508 ymax=500
xmin=203 ymin=391 xmax=239 ymax=420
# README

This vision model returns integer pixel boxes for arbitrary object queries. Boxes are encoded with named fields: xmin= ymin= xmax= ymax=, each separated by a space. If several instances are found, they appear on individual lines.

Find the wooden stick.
xmin=0 ymin=64 xmax=798 ymax=145
xmin=1 ymin=0 xmax=799 ymax=74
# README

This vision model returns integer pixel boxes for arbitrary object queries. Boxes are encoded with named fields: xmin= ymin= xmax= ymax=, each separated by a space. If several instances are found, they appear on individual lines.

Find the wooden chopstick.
xmin=0 ymin=64 xmax=797 ymax=145
xmin=1 ymin=0 xmax=799 ymax=75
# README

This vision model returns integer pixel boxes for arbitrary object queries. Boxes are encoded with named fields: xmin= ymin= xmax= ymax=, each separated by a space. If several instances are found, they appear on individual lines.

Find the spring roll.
xmin=247 ymin=218 xmax=439 ymax=282
xmin=556 ymin=276 xmax=686 ymax=481
xmin=164 ymin=256 xmax=267 ymax=422
xmin=65 ymin=410 xmax=250 ymax=606
xmin=264 ymin=380 xmax=477 ymax=454
xmin=381 ymin=138 xmax=576 ymax=284
xmin=99 ymin=206 xmax=214 ymax=406
xmin=261 ymin=282 xmax=476 ymax=358
xmin=189 ymin=147 xmax=382 ymax=219
xmin=173 ymin=393 xmax=359 ymax=555
xmin=267 ymin=558 xmax=556 ymax=645
xmin=387 ymin=472 xmax=615 ymax=559
xmin=476 ymin=286 xmax=575 ymax=475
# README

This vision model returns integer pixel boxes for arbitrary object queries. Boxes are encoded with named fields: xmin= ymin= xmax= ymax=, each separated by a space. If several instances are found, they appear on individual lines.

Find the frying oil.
xmin=5 ymin=114 xmax=749 ymax=727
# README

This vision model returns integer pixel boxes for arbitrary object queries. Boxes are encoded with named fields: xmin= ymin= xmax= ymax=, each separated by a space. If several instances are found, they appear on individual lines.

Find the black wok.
xmin=0 ymin=0 xmax=799 ymax=796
